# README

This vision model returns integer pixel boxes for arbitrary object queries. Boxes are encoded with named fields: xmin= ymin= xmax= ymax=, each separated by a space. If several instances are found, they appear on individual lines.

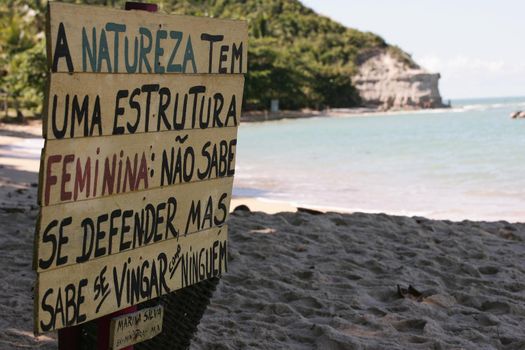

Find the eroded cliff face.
xmin=353 ymin=51 xmax=445 ymax=110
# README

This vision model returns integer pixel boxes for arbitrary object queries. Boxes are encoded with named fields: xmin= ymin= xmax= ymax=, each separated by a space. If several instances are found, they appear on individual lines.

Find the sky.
xmin=301 ymin=0 xmax=525 ymax=99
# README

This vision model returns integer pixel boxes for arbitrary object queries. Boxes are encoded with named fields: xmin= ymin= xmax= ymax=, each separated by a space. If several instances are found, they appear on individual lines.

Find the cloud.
xmin=417 ymin=55 xmax=441 ymax=72
xmin=417 ymin=55 xmax=511 ymax=74
xmin=414 ymin=54 xmax=525 ymax=98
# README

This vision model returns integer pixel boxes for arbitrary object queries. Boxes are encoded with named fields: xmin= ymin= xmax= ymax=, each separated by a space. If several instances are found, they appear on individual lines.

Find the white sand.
xmin=0 ymin=123 xmax=55 ymax=349
xmin=1 ymin=122 xmax=524 ymax=349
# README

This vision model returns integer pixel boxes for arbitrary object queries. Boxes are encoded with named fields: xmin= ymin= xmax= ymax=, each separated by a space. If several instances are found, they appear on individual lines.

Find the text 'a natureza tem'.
xmin=36 ymin=177 xmax=233 ymax=272
xmin=39 ymin=127 xmax=237 ymax=206
xmin=44 ymin=73 xmax=243 ymax=140
xmin=35 ymin=226 xmax=228 ymax=333
xmin=47 ymin=2 xmax=247 ymax=74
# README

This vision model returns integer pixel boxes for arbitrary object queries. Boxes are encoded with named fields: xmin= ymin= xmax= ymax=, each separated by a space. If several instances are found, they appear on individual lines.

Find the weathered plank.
xmin=35 ymin=225 xmax=228 ymax=334
xmin=44 ymin=73 xmax=243 ymax=139
xmin=36 ymin=177 xmax=233 ymax=272
xmin=39 ymin=126 xmax=237 ymax=206
xmin=109 ymin=305 xmax=163 ymax=350
xmin=47 ymin=2 xmax=247 ymax=74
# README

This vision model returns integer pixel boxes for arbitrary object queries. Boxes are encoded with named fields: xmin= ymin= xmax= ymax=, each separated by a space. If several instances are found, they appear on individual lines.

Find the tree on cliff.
xmin=0 ymin=0 xmax=418 ymax=116
xmin=165 ymin=0 xmax=387 ymax=109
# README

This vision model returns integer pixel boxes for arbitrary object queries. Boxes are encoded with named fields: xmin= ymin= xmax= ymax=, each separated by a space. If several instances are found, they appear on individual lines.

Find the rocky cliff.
xmin=353 ymin=50 xmax=446 ymax=110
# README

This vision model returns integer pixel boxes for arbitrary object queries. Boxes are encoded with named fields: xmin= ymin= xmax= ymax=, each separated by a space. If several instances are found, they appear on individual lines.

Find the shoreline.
xmin=241 ymin=108 xmax=382 ymax=123
xmin=231 ymin=194 xmax=525 ymax=223
xmin=240 ymin=105 xmax=452 ymax=123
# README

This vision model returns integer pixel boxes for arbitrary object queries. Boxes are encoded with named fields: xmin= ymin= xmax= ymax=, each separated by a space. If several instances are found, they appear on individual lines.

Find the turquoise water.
xmin=234 ymin=97 xmax=525 ymax=222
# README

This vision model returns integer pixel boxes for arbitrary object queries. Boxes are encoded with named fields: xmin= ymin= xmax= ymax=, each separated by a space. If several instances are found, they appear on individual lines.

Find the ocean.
xmin=234 ymin=96 xmax=525 ymax=222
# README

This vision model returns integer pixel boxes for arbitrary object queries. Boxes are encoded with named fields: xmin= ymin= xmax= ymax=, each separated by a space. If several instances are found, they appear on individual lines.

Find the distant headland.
xmin=169 ymin=0 xmax=446 ymax=113
xmin=1 ymin=0 xmax=445 ymax=123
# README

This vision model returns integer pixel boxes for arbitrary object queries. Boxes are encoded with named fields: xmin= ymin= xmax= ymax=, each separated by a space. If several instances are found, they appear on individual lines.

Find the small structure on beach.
xmin=271 ymin=99 xmax=280 ymax=112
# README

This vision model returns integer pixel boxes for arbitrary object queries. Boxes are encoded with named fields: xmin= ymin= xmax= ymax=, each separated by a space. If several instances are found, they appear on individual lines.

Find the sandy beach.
xmin=240 ymin=108 xmax=383 ymax=123
xmin=195 ymin=210 xmax=525 ymax=349
xmin=1 ymin=122 xmax=524 ymax=349
xmin=0 ymin=122 xmax=56 ymax=349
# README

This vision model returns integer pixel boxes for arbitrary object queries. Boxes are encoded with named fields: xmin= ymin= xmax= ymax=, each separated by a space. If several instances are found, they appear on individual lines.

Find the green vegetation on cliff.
xmin=0 ymin=0 xmax=413 ymax=117
xmin=165 ymin=0 xmax=389 ymax=109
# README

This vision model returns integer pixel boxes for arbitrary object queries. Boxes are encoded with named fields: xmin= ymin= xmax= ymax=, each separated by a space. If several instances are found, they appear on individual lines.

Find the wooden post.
xmin=57 ymin=325 xmax=81 ymax=350
xmin=94 ymin=1 xmax=157 ymax=346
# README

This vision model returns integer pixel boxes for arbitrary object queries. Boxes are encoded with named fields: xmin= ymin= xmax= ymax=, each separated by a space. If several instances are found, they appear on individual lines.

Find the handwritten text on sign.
xmin=109 ymin=305 xmax=163 ymax=350
xmin=40 ymin=126 xmax=237 ymax=206
xmin=45 ymin=73 xmax=243 ymax=139
xmin=36 ymin=226 xmax=227 ymax=333
xmin=47 ymin=2 xmax=248 ymax=74
xmin=36 ymin=177 xmax=233 ymax=272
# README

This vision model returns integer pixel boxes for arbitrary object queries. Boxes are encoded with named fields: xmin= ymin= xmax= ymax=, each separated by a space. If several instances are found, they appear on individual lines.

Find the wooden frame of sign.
xmin=34 ymin=1 xmax=247 ymax=341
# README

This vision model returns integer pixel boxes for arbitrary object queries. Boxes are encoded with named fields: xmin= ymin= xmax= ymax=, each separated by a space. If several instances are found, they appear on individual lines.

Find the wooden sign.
xmin=44 ymin=73 xmax=243 ymax=139
xmin=39 ymin=126 xmax=237 ymax=206
xmin=109 ymin=305 xmax=163 ymax=349
xmin=35 ymin=226 xmax=228 ymax=333
xmin=36 ymin=177 xmax=233 ymax=272
xmin=47 ymin=2 xmax=247 ymax=74
xmin=34 ymin=2 xmax=246 ymax=335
